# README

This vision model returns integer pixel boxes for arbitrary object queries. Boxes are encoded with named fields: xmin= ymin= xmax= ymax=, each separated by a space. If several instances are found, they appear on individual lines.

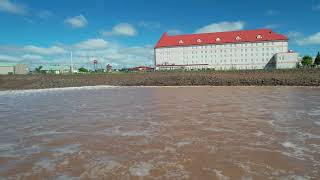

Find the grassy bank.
xmin=0 ymin=68 xmax=320 ymax=90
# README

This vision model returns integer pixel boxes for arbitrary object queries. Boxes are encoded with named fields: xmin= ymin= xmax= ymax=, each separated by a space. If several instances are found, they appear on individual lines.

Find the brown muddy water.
xmin=0 ymin=86 xmax=320 ymax=180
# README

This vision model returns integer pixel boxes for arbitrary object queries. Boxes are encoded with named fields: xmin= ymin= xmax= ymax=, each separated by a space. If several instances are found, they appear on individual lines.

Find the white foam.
xmin=164 ymin=164 xmax=190 ymax=179
xmin=253 ymin=131 xmax=265 ymax=137
xmin=56 ymin=175 xmax=80 ymax=180
xmin=129 ymin=162 xmax=153 ymax=177
xmin=308 ymin=109 xmax=320 ymax=116
xmin=314 ymin=121 xmax=320 ymax=126
xmin=32 ymin=159 xmax=57 ymax=172
xmin=282 ymin=175 xmax=309 ymax=180
xmin=212 ymin=169 xmax=230 ymax=180
xmin=83 ymin=160 xmax=121 ymax=178
xmin=52 ymin=144 xmax=81 ymax=156
xmin=101 ymin=126 xmax=152 ymax=137
xmin=282 ymin=141 xmax=296 ymax=149
xmin=175 ymin=141 xmax=192 ymax=148
xmin=280 ymin=141 xmax=315 ymax=161
xmin=0 ymin=85 xmax=120 ymax=96
xmin=0 ymin=143 xmax=17 ymax=157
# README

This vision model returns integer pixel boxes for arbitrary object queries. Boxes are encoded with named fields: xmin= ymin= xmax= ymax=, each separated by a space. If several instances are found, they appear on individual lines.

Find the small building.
xmin=106 ymin=64 xmax=113 ymax=72
xmin=0 ymin=62 xmax=29 ymax=75
xmin=41 ymin=65 xmax=70 ymax=74
xmin=128 ymin=66 xmax=154 ymax=72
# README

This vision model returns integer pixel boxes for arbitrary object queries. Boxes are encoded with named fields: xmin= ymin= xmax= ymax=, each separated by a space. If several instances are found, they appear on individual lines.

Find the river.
xmin=0 ymin=86 xmax=319 ymax=179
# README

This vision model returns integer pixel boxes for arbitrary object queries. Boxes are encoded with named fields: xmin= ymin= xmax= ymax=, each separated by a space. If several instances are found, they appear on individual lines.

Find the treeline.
xmin=301 ymin=52 xmax=320 ymax=66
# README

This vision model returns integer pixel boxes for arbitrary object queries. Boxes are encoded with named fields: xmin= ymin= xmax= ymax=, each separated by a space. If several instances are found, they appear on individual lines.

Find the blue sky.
xmin=0 ymin=0 xmax=319 ymax=69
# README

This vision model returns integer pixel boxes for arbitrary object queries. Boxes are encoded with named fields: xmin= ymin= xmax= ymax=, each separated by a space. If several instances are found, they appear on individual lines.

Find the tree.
xmin=35 ymin=65 xmax=43 ymax=73
xmin=301 ymin=55 xmax=313 ymax=66
xmin=314 ymin=52 xmax=320 ymax=66
xmin=78 ymin=67 xmax=89 ymax=73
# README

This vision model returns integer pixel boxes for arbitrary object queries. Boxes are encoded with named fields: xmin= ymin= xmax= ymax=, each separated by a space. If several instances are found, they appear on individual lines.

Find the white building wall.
xmin=0 ymin=66 xmax=14 ymax=75
xmin=275 ymin=52 xmax=299 ymax=69
xmin=155 ymin=41 xmax=292 ymax=70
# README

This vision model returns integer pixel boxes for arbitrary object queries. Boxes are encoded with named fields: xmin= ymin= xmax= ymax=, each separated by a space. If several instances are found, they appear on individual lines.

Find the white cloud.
xmin=21 ymin=54 xmax=43 ymax=60
xmin=37 ymin=10 xmax=54 ymax=20
xmin=167 ymin=29 xmax=183 ymax=35
xmin=23 ymin=45 xmax=66 ymax=55
xmin=296 ymin=32 xmax=320 ymax=45
xmin=264 ymin=24 xmax=279 ymax=29
xmin=65 ymin=15 xmax=88 ymax=28
xmin=139 ymin=21 xmax=161 ymax=29
xmin=0 ymin=40 xmax=153 ymax=69
xmin=265 ymin=10 xmax=278 ymax=16
xmin=75 ymin=39 xmax=108 ymax=50
xmin=312 ymin=3 xmax=320 ymax=10
xmin=0 ymin=0 xmax=26 ymax=15
xmin=102 ymin=23 xmax=137 ymax=37
xmin=287 ymin=31 xmax=303 ymax=38
xmin=195 ymin=21 xmax=245 ymax=34
xmin=0 ymin=54 xmax=22 ymax=61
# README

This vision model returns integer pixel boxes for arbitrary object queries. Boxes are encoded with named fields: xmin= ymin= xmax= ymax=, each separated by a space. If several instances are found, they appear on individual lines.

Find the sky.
xmin=0 ymin=0 xmax=319 ymax=69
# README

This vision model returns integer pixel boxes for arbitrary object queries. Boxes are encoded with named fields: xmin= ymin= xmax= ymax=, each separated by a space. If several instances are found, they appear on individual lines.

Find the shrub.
xmin=301 ymin=56 xmax=313 ymax=66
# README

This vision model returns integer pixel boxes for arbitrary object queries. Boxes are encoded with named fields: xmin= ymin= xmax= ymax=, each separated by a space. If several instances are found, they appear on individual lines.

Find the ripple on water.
xmin=0 ymin=86 xmax=320 ymax=179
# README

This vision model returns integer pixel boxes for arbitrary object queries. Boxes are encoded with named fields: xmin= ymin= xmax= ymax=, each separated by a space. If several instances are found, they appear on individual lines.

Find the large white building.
xmin=154 ymin=29 xmax=299 ymax=70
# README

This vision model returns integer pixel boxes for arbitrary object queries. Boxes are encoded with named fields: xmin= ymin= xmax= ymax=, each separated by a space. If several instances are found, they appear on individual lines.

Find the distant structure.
xmin=0 ymin=62 xmax=28 ymax=75
xmin=40 ymin=65 xmax=70 ymax=74
xmin=106 ymin=64 xmax=112 ymax=72
xmin=154 ymin=29 xmax=299 ymax=70
xmin=93 ymin=60 xmax=98 ymax=71
xmin=128 ymin=66 xmax=154 ymax=72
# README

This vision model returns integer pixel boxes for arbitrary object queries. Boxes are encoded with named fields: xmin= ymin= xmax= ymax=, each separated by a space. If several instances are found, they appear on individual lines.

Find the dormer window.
xmin=179 ymin=40 xmax=184 ymax=44
xmin=236 ymin=36 xmax=242 ymax=40
xmin=216 ymin=37 xmax=221 ymax=42
xmin=197 ymin=39 xmax=202 ymax=43
xmin=256 ymin=34 xmax=263 ymax=39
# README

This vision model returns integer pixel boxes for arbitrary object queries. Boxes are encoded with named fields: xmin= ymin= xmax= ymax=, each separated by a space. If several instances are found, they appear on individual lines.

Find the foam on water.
xmin=175 ymin=141 xmax=192 ymax=148
xmin=129 ymin=162 xmax=153 ymax=177
xmin=0 ymin=85 xmax=119 ymax=96
xmin=308 ymin=109 xmax=320 ymax=116
xmin=204 ymin=168 xmax=230 ymax=180
xmin=52 ymin=144 xmax=81 ymax=156
xmin=32 ymin=159 xmax=57 ymax=172
xmin=55 ymin=175 xmax=80 ymax=180
xmin=81 ymin=158 xmax=122 ymax=179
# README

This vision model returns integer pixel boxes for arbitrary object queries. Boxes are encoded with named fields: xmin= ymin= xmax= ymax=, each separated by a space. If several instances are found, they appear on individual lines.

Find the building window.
xmin=257 ymin=34 xmax=263 ymax=39
xmin=216 ymin=37 xmax=221 ymax=42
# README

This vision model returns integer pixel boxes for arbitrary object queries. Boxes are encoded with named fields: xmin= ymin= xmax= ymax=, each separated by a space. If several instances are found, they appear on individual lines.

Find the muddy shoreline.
xmin=0 ymin=69 xmax=319 ymax=90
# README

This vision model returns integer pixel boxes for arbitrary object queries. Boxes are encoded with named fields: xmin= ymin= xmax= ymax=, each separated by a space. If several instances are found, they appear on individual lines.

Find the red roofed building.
xmin=128 ymin=66 xmax=154 ymax=72
xmin=154 ymin=29 xmax=299 ymax=70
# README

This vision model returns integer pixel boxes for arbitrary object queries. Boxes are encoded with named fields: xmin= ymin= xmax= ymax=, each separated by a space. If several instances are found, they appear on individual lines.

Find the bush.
xmin=301 ymin=56 xmax=313 ymax=66
xmin=78 ymin=67 xmax=89 ymax=73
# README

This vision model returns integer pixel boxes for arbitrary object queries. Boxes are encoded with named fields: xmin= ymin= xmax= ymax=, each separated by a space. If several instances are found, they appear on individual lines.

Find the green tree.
xmin=301 ymin=56 xmax=313 ymax=66
xmin=35 ymin=65 xmax=43 ymax=73
xmin=314 ymin=52 xmax=320 ymax=66
xmin=78 ymin=67 xmax=89 ymax=73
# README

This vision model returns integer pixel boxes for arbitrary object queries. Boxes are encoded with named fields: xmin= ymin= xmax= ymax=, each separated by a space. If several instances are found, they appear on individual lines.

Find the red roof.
xmin=155 ymin=29 xmax=288 ymax=48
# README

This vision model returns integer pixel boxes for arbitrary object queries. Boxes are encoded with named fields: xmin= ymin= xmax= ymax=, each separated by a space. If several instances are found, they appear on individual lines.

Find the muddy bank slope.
xmin=0 ymin=69 xmax=319 ymax=90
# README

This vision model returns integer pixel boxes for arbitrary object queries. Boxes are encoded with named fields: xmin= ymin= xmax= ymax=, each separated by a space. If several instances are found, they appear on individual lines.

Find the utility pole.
xmin=70 ymin=51 xmax=73 ymax=73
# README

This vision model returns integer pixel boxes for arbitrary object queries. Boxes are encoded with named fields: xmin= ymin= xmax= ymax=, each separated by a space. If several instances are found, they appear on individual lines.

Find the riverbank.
xmin=0 ymin=69 xmax=319 ymax=90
